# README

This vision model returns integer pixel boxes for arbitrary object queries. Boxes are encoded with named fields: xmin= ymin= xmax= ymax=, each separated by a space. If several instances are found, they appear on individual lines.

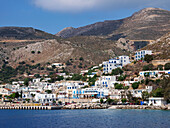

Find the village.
xmin=0 ymin=50 xmax=170 ymax=110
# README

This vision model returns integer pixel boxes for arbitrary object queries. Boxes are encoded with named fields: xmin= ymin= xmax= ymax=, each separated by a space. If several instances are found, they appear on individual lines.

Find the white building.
xmin=148 ymin=97 xmax=166 ymax=106
xmin=135 ymin=50 xmax=152 ymax=61
xmin=130 ymin=86 xmax=152 ymax=98
xmin=32 ymin=78 xmax=41 ymax=83
xmin=0 ymin=88 xmax=12 ymax=96
xmin=35 ymin=93 xmax=56 ymax=104
xmin=95 ymin=76 xmax=116 ymax=88
xmin=71 ymin=87 xmax=109 ymax=99
xmin=139 ymin=70 xmax=170 ymax=78
xmin=51 ymin=63 xmax=65 ymax=69
xmin=103 ymin=56 xmax=130 ymax=73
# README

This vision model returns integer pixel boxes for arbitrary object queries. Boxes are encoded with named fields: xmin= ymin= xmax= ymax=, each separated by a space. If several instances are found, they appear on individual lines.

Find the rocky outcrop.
xmin=63 ymin=103 xmax=110 ymax=109
xmin=142 ymin=32 xmax=170 ymax=59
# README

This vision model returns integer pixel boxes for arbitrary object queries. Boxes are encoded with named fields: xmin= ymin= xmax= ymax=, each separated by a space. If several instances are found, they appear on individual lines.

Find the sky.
xmin=0 ymin=0 xmax=169 ymax=34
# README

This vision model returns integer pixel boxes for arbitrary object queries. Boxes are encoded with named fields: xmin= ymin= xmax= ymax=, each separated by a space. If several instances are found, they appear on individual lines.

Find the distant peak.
xmin=63 ymin=27 xmax=75 ymax=30
xmin=131 ymin=7 xmax=168 ymax=18
xmin=141 ymin=7 xmax=163 ymax=11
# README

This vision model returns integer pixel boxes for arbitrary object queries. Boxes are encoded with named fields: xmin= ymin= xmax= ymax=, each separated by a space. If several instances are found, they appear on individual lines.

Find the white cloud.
xmin=33 ymin=0 xmax=170 ymax=13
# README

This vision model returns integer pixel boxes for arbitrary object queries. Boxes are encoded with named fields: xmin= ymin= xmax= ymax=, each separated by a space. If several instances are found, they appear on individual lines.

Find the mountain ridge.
xmin=56 ymin=7 xmax=170 ymax=40
xmin=0 ymin=27 xmax=59 ymax=40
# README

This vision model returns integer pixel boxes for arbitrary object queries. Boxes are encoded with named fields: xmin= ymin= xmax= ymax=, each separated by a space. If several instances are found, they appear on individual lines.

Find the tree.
xmin=66 ymin=60 xmax=72 ymax=66
xmin=118 ymin=75 xmax=126 ymax=81
xmin=31 ymin=94 xmax=35 ymax=97
xmin=34 ymin=74 xmax=40 ymax=78
xmin=81 ymin=76 xmax=87 ymax=81
xmin=45 ymin=90 xmax=52 ymax=94
xmin=78 ymin=65 xmax=83 ymax=68
xmin=157 ymin=65 xmax=163 ymax=70
xmin=52 ymin=65 xmax=56 ymax=69
xmin=31 ymin=51 xmax=35 ymax=54
xmin=24 ymin=78 xmax=29 ymax=86
xmin=9 ymin=92 xmax=19 ymax=99
xmin=88 ymin=75 xmax=97 ymax=86
xmin=56 ymin=76 xmax=64 ymax=81
xmin=15 ymin=92 xmax=20 ymax=98
xmin=143 ymin=64 xmax=154 ymax=71
xmin=164 ymin=63 xmax=170 ymax=70
xmin=100 ymin=98 xmax=103 ymax=104
xmin=114 ymin=83 xmax=123 ymax=89
xmin=159 ymin=76 xmax=170 ymax=102
xmin=79 ymin=57 xmax=84 ymax=61
xmin=71 ymin=74 xmax=82 ymax=81
xmin=132 ymin=82 xmax=139 ymax=89
xmin=121 ymin=98 xmax=127 ymax=103
xmin=111 ymin=68 xmax=123 ymax=75
xmin=126 ymin=91 xmax=133 ymax=102
xmin=144 ymin=54 xmax=153 ymax=63
xmin=142 ymin=91 xmax=149 ymax=101
xmin=151 ymin=88 xmax=163 ymax=97
xmin=124 ymin=86 xmax=129 ymax=90
xmin=106 ymin=98 xmax=114 ymax=105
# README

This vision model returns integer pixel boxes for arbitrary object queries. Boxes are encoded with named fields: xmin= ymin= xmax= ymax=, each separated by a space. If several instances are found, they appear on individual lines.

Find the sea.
xmin=0 ymin=109 xmax=169 ymax=128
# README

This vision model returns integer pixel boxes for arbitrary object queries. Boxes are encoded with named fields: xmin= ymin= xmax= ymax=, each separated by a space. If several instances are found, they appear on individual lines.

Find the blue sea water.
xmin=0 ymin=109 xmax=169 ymax=128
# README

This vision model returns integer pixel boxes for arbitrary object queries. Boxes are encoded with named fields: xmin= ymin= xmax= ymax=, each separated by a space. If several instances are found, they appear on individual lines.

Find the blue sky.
xmin=0 ymin=0 xmax=169 ymax=34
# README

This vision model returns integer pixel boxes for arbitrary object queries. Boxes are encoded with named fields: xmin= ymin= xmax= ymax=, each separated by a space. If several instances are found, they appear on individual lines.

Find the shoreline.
xmin=0 ymin=104 xmax=169 ymax=110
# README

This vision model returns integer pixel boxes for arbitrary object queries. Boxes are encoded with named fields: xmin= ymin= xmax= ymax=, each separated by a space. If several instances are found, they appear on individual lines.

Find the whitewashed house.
xmin=95 ymin=76 xmax=116 ymax=88
xmin=0 ymin=88 xmax=12 ymax=96
xmin=103 ymin=56 xmax=130 ymax=73
xmin=130 ymin=86 xmax=153 ymax=98
xmin=135 ymin=50 xmax=152 ymax=61
xmin=148 ymin=97 xmax=166 ymax=106
xmin=139 ymin=70 xmax=170 ymax=78
xmin=35 ymin=93 xmax=56 ymax=104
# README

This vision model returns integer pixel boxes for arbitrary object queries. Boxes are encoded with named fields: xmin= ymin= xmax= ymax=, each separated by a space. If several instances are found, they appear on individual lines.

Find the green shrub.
xmin=144 ymin=54 xmax=153 ymax=63
xmin=165 ymin=63 xmax=170 ymax=70
xmin=121 ymin=98 xmax=127 ymax=103
xmin=132 ymin=82 xmax=139 ymax=89
xmin=114 ymin=83 xmax=124 ymax=89
xmin=31 ymin=51 xmax=35 ymax=54
xmin=157 ymin=65 xmax=163 ymax=70
xmin=111 ymin=68 xmax=123 ymax=75
xmin=79 ymin=57 xmax=84 ymax=61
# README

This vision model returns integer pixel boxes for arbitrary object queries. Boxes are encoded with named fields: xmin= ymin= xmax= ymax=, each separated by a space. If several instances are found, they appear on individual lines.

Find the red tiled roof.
xmin=4 ymin=88 xmax=12 ymax=91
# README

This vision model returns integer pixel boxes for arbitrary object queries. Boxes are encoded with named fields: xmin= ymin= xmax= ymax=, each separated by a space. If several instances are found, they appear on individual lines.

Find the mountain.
xmin=142 ymin=32 xmax=170 ymax=59
xmin=56 ymin=8 xmax=170 ymax=40
xmin=0 ymin=27 xmax=58 ymax=40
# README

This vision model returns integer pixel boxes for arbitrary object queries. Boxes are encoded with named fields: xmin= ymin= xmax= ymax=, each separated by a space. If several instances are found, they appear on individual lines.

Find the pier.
xmin=0 ymin=106 xmax=63 ymax=110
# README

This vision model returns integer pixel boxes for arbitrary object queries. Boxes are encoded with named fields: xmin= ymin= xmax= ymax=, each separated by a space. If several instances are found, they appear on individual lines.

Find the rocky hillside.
xmin=1 ymin=36 xmax=128 ymax=73
xmin=0 ymin=27 xmax=58 ymax=40
xmin=56 ymin=8 xmax=170 ymax=40
xmin=142 ymin=33 xmax=170 ymax=59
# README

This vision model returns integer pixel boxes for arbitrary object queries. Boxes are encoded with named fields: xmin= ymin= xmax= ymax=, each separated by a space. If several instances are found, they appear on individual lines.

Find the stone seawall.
xmin=108 ymin=105 xmax=170 ymax=110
